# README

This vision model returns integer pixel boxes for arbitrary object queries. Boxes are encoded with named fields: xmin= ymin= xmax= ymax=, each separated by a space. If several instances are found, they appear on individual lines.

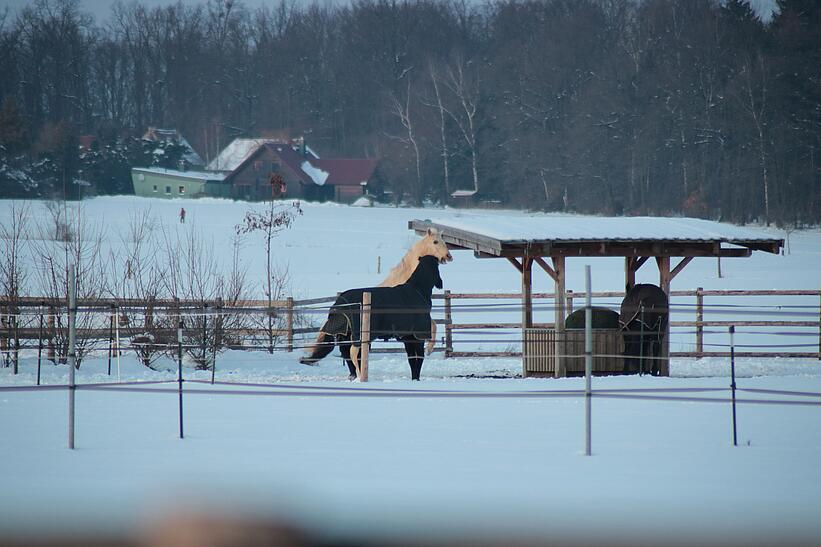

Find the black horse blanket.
xmin=322 ymin=255 xmax=442 ymax=342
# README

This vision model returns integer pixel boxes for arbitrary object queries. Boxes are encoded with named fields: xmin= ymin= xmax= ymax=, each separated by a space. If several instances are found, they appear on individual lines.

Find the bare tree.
xmin=442 ymin=55 xmax=481 ymax=195
xmin=235 ymin=198 xmax=301 ymax=353
xmin=30 ymin=201 xmax=107 ymax=367
xmin=107 ymin=207 xmax=169 ymax=369
xmin=426 ymin=62 xmax=451 ymax=199
xmin=0 ymin=202 xmax=29 ymax=371
xmin=388 ymin=76 xmax=423 ymax=205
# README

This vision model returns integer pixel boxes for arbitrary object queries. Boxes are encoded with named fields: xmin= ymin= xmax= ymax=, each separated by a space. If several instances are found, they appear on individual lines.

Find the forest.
xmin=0 ymin=0 xmax=818 ymax=225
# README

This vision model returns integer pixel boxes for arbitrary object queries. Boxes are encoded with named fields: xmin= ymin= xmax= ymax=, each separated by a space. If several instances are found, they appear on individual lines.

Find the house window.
xmin=165 ymin=186 xmax=171 ymax=195
xmin=271 ymin=162 xmax=280 ymax=172
xmin=254 ymin=160 xmax=262 ymax=171
xmin=152 ymin=185 xmax=158 ymax=193
xmin=178 ymin=185 xmax=186 ymax=194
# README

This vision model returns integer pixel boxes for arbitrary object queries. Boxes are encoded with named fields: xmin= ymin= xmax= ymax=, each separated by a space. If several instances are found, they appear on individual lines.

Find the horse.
xmin=379 ymin=227 xmax=452 ymax=355
xmin=300 ymin=227 xmax=451 ymax=371
xmin=619 ymin=284 xmax=668 ymax=375
xmin=299 ymin=255 xmax=443 ymax=380
xmin=565 ymin=307 xmax=621 ymax=330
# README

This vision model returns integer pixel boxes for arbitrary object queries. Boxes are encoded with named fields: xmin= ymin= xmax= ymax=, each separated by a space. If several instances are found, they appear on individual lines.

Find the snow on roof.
xmin=143 ymin=127 xmax=205 ymax=166
xmin=451 ymin=189 xmax=477 ymax=197
xmin=301 ymin=161 xmax=329 ymax=185
xmin=206 ymin=139 xmax=277 ymax=172
xmin=421 ymin=213 xmax=780 ymax=243
xmin=308 ymin=158 xmax=378 ymax=186
xmin=132 ymin=167 xmax=226 ymax=182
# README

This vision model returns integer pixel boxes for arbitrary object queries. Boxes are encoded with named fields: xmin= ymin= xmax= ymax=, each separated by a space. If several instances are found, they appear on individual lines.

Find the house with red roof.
xmin=133 ymin=136 xmax=380 ymax=203
xmin=207 ymin=138 xmax=379 ymax=202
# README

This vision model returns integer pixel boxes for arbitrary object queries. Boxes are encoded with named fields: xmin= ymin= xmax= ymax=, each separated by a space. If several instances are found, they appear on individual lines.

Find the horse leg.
xmin=404 ymin=339 xmax=425 ymax=380
xmin=622 ymin=331 xmax=639 ymax=374
xmin=425 ymin=320 xmax=437 ymax=356
xmin=299 ymin=330 xmax=335 ymax=365
xmin=650 ymin=334 xmax=662 ymax=376
xmin=339 ymin=340 xmax=357 ymax=380
xmin=350 ymin=344 xmax=362 ymax=380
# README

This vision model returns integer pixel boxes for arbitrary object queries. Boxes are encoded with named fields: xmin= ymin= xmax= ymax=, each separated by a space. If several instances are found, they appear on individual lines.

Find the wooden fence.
xmin=1 ymin=289 xmax=820 ymax=366
xmin=437 ymin=288 xmax=821 ymax=360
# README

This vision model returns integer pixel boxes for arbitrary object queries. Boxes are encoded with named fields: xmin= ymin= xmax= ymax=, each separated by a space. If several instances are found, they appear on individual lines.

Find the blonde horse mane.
xmin=379 ymin=228 xmax=451 ymax=288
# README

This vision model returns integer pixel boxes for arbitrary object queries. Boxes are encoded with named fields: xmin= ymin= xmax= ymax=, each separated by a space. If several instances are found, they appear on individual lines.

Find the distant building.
xmin=142 ymin=127 xmax=205 ymax=168
xmin=132 ymin=135 xmax=379 ymax=203
xmin=131 ymin=168 xmax=228 ymax=199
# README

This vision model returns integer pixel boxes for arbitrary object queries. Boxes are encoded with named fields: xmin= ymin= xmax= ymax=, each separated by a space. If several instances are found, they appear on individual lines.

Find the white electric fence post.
xmin=584 ymin=265 xmax=592 ymax=456
xmin=67 ymin=264 xmax=76 ymax=450
xmin=730 ymin=325 xmax=737 ymax=447
xmin=177 ymin=320 xmax=184 ymax=439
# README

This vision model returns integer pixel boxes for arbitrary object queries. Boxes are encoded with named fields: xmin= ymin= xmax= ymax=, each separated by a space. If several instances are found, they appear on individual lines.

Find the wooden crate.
xmin=525 ymin=328 xmax=624 ymax=376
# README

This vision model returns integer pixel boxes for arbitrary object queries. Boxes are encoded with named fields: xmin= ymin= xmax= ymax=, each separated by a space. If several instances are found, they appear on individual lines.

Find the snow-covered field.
xmin=1 ymin=197 xmax=820 ymax=545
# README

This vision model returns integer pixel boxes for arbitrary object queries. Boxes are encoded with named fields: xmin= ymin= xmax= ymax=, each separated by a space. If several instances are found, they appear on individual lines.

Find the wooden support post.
xmin=47 ymin=310 xmax=55 ymax=363
xmin=566 ymin=290 xmax=574 ymax=317
xmin=444 ymin=290 xmax=453 ymax=358
xmin=656 ymin=256 xmax=671 ymax=376
xmin=521 ymin=257 xmax=533 ymax=378
xmin=360 ymin=292 xmax=371 ymax=382
xmin=696 ymin=287 xmax=704 ymax=358
xmin=553 ymin=255 xmax=566 ymax=378
xmin=625 ymin=257 xmax=636 ymax=293
xmin=202 ymin=303 xmax=208 ymax=366
xmin=286 ymin=297 xmax=294 ymax=352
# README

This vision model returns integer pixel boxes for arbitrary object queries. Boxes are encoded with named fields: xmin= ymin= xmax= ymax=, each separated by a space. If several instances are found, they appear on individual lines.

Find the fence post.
xmin=566 ymin=289 xmax=574 ymax=317
xmin=696 ymin=287 xmax=704 ymax=358
xmin=1 ymin=311 xmax=8 ymax=368
xmin=286 ymin=297 xmax=294 ymax=352
xmin=37 ymin=312 xmax=43 ymax=386
xmin=107 ymin=305 xmax=114 ymax=376
xmin=212 ymin=299 xmax=222 ymax=384
xmin=360 ymin=292 xmax=371 ymax=382
xmin=730 ymin=325 xmax=738 ymax=447
xmin=202 ymin=303 xmax=208 ymax=367
xmin=177 ymin=320 xmax=184 ymax=439
xmin=584 ymin=266 xmax=592 ymax=457
xmin=67 ymin=264 xmax=77 ymax=450
xmin=444 ymin=290 xmax=452 ymax=358
xmin=47 ymin=309 xmax=55 ymax=363
xmin=12 ymin=311 xmax=19 ymax=374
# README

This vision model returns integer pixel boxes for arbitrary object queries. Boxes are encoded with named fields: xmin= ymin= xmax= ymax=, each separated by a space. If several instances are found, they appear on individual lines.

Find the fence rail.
xmin=1 ymin=288 xmax=820 ymax=369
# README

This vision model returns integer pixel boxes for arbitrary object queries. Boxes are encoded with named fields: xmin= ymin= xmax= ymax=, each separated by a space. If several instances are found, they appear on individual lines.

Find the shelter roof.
xmin=409 ymin=214 xmax=783 ymax=258
xmin=308 ymin=159 xmax=378 ymax=186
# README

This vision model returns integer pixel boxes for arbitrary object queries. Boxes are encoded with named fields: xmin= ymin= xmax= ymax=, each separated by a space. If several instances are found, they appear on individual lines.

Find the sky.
xmin=0 ymin=0 xmax=780 ymax=25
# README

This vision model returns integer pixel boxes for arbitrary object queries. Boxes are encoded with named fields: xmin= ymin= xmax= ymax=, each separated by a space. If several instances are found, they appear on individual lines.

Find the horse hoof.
xmin=299 ymin=357 xmax=317 ymax=366
xmin=348 ymin=374 xmax=357 ymax=381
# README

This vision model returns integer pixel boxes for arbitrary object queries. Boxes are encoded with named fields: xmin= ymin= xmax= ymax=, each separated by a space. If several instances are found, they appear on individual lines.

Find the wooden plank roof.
xmin=409 ymin=216 xmax=784 ymax=258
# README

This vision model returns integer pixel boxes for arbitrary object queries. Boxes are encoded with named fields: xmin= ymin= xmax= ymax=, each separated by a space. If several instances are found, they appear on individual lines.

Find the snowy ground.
xmin=1 ymin=197 xmax=820 ymax=545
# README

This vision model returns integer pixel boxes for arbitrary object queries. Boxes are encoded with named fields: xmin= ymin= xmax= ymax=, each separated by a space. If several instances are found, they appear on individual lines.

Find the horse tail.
xmin=299 ymin=330 xmax=335 ymax=365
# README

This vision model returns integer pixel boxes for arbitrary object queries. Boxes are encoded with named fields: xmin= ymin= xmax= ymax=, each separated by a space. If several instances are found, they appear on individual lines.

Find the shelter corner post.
xmin=520 ymin=257 xmax=533 ymax=378
xmin=553 ymin=256 xmax=566 ymax=378
xmin=656 ymin=256 xmax=671 ymax=376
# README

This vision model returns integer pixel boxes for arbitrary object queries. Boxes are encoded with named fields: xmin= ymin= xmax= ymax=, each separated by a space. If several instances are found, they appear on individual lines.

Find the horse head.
xmin=417 ymin=228 xmax=453 ymax=265
xmin=410 ymin=255 xmax=443 ymax=290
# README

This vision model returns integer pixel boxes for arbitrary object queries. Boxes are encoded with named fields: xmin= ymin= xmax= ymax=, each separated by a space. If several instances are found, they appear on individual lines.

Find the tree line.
xmin=0 ymin=0 xmax=818 ymax=225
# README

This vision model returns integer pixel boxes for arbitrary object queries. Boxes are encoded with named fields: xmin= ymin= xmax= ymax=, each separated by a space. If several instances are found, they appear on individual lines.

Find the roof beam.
xmin=534 ymin=256 xmax=558 ymax=283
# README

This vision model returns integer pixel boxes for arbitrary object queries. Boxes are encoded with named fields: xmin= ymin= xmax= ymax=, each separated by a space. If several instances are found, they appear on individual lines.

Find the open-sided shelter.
xmin=409 ymin=215 xmax=784 ymax=378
